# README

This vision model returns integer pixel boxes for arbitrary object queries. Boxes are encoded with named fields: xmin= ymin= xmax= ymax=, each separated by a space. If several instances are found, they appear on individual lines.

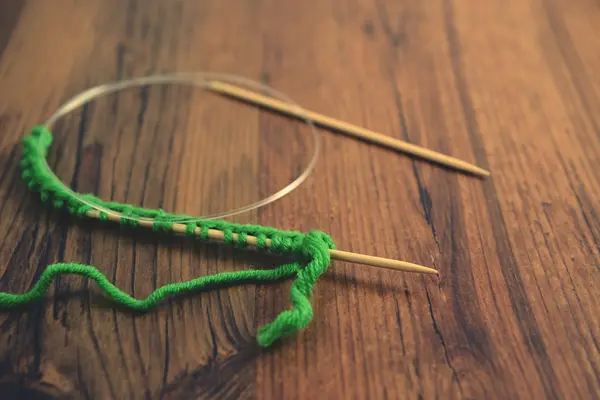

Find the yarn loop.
xmin=6 ymin=125 xmax=336 ymax=347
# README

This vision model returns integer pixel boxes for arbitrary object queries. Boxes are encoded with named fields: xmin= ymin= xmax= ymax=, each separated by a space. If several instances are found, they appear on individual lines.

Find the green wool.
xmin=4 ymin=125 xmax=336 ymax=347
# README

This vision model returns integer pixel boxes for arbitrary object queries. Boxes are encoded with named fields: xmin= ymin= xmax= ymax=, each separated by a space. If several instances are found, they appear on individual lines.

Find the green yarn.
xmin=7 ymin=125 xmax=336 ymax=347
xmin=0 ymin=262 xmax=302 ymax=310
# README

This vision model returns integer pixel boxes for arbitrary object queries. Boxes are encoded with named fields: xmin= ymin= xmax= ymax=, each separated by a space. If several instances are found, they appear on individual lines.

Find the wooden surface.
xmin=0 ymin=0 xmax=599 ymax=398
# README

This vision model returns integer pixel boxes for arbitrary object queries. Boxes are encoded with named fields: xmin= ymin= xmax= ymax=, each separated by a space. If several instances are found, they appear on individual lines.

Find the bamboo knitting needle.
xmin=86 ymin=210 xmax=438 ymax=275
xmin=206 ymin=80 xmax=490 ymax=178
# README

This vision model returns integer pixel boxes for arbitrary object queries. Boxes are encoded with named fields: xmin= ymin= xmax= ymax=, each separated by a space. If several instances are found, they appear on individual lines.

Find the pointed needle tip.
xmin=475 ymin=168 xmax=491 ymax=178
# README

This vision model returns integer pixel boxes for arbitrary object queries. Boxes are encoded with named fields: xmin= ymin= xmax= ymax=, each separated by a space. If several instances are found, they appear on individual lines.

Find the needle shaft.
xmin=87 ymin=211 xmax=438 ymax=275
xmin=206 ymin=80 xmax=489 ymax=178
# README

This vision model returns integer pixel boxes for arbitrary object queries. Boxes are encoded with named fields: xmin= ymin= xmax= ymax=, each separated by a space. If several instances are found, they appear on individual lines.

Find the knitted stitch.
xmin=7 ymin=125 xmax=336 ymax=347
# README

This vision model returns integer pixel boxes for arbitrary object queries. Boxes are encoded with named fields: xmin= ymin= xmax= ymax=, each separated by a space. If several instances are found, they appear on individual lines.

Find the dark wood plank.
xmin=0 ymin=1 xmax=25 ymax=61
xmin=0 ymin=0 xmax=598 ymax=398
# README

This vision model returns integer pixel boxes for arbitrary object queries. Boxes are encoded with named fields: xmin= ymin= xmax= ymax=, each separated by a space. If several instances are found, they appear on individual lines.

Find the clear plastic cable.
xmin=40 ymin=72 xmax=320 ymax=223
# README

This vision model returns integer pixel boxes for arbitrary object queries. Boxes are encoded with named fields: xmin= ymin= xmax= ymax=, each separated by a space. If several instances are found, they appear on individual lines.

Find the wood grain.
xmin=0 ymin=0 xmax=599 ymax=398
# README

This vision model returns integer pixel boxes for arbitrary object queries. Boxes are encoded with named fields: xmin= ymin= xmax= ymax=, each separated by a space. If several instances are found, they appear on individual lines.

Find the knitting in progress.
xmin=3 ymin=73 xmax=449 ymax=349
xmin=8 ymin=125 xmax=336 ymax=347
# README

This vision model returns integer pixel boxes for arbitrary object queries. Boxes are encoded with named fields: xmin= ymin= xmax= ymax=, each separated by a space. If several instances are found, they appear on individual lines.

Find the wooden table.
xmin=0 ymin=0 xmax=598 ymax=398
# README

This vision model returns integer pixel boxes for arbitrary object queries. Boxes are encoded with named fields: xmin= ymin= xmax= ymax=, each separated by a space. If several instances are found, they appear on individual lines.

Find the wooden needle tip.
xmin=479 ymin=169 xmax=491 ymax=178
xmin=465 ymin=165 xmax=491 ymax=178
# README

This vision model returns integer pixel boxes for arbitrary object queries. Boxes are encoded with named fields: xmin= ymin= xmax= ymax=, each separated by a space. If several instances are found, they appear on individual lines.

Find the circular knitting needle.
xmin=86 ymin=210 xmax=438 ymax=275
xmin=206 ymin=80 xmax=490 ymax=178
